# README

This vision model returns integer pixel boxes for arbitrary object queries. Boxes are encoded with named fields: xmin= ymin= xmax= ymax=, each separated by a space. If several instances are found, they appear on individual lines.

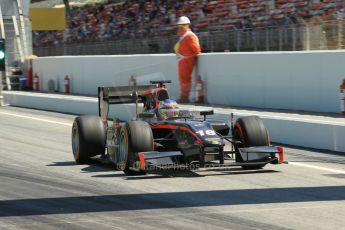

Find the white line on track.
xmin=289 ymin=162 xmax=345 ymax=174
xmin=0 ymin=111 xmax=71 ymax=126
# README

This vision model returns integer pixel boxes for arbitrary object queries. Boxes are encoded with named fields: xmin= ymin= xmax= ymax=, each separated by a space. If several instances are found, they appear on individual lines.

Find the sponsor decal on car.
xmin=205 ymin=137 xmax=221 ymax=144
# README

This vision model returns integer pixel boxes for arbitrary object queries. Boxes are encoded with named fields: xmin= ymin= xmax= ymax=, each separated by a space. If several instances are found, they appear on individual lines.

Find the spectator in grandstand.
xmin=174 ymin=16 xmax=201 ymax=103
xmin=337 ymin=7 xmax=345 ymax=19
xmin=33 ymin=0 xmax=345 ymax=52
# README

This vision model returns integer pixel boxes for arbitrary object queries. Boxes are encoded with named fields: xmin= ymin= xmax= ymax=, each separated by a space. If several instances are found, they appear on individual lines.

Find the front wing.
xmin=128 ymin=146 xmax=285 ymax=172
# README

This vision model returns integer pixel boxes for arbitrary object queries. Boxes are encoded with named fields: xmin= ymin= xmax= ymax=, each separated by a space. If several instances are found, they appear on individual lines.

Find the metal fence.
xmin=33 ymin=19 xmax=345 ymax=56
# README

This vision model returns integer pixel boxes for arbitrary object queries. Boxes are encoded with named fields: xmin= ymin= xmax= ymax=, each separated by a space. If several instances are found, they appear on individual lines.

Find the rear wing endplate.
xmin=98 ymin=85 xmax=156 ymax=121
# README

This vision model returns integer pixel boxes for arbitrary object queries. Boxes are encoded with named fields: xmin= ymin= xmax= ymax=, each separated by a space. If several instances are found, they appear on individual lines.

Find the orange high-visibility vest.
xmin=175 ymin=30 xmax=201 ymax=61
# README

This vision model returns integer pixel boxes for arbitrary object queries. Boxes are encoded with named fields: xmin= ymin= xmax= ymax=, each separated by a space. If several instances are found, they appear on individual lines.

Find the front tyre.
xmin=233 ymin=116 xmax=270 ymax=170
xmin=119 ymin=121 xmax=154 ymax=175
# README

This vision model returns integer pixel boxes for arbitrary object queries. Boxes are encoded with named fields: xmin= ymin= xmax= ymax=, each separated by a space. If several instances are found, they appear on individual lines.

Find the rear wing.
xmin=98 ymin=85 xmax=156 ymax=121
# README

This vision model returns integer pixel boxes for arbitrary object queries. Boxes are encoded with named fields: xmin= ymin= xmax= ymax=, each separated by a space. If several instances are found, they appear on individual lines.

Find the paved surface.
xmin=0 ymin=106 xmax=345 ymax=230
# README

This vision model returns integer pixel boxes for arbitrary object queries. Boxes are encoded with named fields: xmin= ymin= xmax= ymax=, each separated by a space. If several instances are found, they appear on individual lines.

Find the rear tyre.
xmin=233 ymin=116 xmax=270 ymax=170
xmin=72 ymin=116 xmax=106 ymax=164
xmin=120 ymin=121 xmax=154 ymax=175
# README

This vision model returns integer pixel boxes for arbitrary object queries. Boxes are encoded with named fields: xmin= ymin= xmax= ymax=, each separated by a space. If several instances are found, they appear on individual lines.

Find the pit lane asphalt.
xmin=0 ymin=106 xmax=345 ymax=230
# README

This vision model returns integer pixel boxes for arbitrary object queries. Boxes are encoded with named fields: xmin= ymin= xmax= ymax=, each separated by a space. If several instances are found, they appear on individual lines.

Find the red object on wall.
xmin=340 ymin=79 xmax=345 ymax=115
xmin=33 ymin=73 xmax=39 ymax=91
xmin=64 ymin=75 xmax=70 ymax=94
xmin=195 ymin=75 xmax=204 ymax=104
xmin=27 ymin=65 xmax=33 ymax=88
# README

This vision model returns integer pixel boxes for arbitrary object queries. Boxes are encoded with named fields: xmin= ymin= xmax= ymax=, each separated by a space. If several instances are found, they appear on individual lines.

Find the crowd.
xmin=33 ymin=0 xmax=345 ymax=47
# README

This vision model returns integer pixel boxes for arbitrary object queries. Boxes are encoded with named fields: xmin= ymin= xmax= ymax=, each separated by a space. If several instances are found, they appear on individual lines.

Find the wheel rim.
xmin=72 ymin=124 xmax=79 ymax=157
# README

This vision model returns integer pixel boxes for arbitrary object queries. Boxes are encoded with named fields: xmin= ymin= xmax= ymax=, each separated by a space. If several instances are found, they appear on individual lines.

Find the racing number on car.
xmin=196 ymin=130 xmax=216 ymax=136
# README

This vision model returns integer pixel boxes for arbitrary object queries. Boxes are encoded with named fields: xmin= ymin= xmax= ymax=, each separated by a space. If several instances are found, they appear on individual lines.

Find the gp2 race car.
xmin=71 ymin=80 xmax=285 ymax=175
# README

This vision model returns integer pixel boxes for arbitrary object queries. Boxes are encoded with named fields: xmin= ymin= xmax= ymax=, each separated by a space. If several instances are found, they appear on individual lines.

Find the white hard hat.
xmin=176 ymin=16 xmax=191 ymax=25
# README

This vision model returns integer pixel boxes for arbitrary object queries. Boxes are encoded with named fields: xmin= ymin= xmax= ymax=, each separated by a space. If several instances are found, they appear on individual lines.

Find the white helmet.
xmin=176 ymin=16 xmax=191 ymax=25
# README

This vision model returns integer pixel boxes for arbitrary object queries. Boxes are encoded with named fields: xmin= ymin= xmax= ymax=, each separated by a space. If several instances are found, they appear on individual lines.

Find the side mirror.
xmin=200 ymin=110 xmax=214 ymax=121
xmin=200 ymin=110 xmax=214 ymax=116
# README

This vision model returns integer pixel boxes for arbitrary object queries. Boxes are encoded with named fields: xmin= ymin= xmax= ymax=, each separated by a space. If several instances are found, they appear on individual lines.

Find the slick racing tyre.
xmin=119 ymin=121 xmax=154 ymax=175
xmin=72 ymin=116 xmax=106 ymax=164
xmin=233 ymin=116 xmax=270 ymax=170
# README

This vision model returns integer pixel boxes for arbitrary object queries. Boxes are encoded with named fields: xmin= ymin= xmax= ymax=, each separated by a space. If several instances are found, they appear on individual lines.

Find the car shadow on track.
xmin=92 ymin=169 xmax=281 ymax=180
xmin=47 ymin=161 xmax=281 ymax=179
xmin=47 ymin=160 xmax=119 ymax=173
xmin=46 ymin=161 xmax=81 ymax=166
xmin=91 ymin=170 xmax=203 ymax=179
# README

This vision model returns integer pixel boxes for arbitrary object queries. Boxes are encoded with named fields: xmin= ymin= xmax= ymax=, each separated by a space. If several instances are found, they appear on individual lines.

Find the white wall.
xmin=33 ymin=54 xmax=180 ymax=97
xmin=199 ymin=51 xmax=345 ymax=113
xmin=33 ymin=51 xmax=345 ymax=113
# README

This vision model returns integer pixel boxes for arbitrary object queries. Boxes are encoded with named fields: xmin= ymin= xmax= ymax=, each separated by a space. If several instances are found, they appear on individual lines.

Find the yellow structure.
xmin=29 ymin=8 xmax=66 ymax=30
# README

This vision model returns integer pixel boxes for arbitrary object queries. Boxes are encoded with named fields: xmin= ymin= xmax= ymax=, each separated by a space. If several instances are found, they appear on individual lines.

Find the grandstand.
xmin=32 ymin=0 xmax=345 ymax=55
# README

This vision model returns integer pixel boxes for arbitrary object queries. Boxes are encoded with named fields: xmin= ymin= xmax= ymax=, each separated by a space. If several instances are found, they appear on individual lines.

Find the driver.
xmin=156 ymin=99 xmax=180 ymax=120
